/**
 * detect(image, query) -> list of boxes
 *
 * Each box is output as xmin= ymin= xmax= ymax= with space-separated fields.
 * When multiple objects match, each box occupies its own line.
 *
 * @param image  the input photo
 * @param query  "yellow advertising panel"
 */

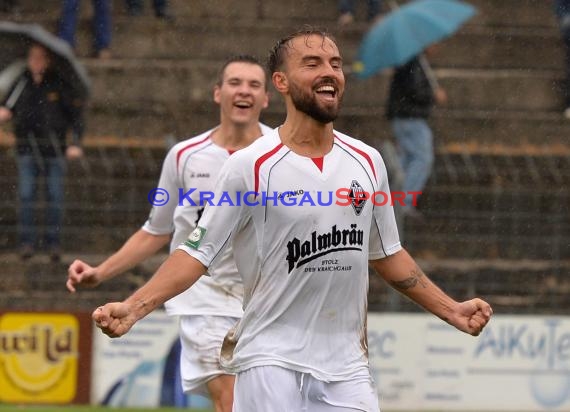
xmin=0 ymin=313 xmax=79 ymax=403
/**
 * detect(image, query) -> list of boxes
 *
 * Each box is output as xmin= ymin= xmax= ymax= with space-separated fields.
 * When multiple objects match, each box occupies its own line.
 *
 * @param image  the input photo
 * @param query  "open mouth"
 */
xmin=315 ymin=84 xmax=337 ymax=99
xmin=234 ymin=101 xmax=253 ymax=109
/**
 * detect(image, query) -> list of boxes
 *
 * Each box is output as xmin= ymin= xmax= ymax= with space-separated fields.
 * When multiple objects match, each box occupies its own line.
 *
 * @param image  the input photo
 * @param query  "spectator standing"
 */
xmin=386 ymin=44 xmax=447 ymax=219
xmin=0 ymin=44 xmax=85 ymax=261
xmin=58 ymin=0 xmax=112 ymax=59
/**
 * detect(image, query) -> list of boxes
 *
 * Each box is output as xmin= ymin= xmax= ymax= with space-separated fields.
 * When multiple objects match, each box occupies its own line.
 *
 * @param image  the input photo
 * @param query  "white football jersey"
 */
xmin=143 ymin=124 xmax=274 ymax=317
xmin=178 ymin=128 xmax=402 ymax=381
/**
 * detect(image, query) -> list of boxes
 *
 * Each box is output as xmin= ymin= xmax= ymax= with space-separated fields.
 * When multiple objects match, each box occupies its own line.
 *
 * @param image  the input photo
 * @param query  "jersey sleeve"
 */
xmin=176 ymin=155 xmax=249 ymax=268
xmin=368 ymin=150 xmax=402 ymax=260
xmin=142 ymin=146 xmax=179 ymax=236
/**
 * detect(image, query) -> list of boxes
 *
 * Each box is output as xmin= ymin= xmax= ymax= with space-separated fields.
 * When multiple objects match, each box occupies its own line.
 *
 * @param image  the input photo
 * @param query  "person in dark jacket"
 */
xmin=0 ymin=43 xmax=85 ymax=261
xmin=386 ymin=44 xmax=447 ymax=219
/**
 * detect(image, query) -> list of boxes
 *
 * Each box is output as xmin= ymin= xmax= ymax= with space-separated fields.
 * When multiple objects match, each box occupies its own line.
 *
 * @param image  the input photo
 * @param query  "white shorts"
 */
xmin=179 ymin=315 xmax=240 ymax=396
xmin=233 ymin=365 xmax=380 ymax=412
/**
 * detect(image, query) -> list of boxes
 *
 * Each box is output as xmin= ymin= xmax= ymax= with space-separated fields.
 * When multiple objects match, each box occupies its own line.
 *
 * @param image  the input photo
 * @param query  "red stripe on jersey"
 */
xmin=335 ymin=135 xmax=376 ymax=179
xmin=312 ymin=157 xmax=324 ymax=171
xmin=254 ymin=143 xmax=284 ymax=194
xmin=176 ymin=134 xmax=212 ymax=168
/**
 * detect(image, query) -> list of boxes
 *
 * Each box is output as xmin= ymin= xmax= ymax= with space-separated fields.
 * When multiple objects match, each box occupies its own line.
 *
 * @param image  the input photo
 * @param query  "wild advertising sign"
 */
xmin=0 ymin=312 xmax=92 ymax=404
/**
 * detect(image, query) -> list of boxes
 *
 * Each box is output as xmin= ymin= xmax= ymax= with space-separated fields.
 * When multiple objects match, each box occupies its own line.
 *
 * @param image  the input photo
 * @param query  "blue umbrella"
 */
xmin=353 ymin=0 xmax=477 ymax=79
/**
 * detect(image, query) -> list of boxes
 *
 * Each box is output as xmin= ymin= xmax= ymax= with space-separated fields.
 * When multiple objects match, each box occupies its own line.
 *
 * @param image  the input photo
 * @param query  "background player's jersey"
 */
xmin=143 ymin=124 xmax=273 ymax=317
xmin=178 ymin=128 xmax=402 ymax=381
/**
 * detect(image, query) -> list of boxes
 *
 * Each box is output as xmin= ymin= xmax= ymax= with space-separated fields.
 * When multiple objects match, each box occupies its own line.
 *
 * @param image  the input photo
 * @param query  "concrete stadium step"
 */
xmin=370 ymin=258 xmax=570 ymax=314
xmin=0 ymin=252 xmax=165 ymax=310
xmin=4 ymin=104 xmax=570 ymax=156
xmin=96 ymin=23 xmax=564 ymax=70
xmin=2 ymin=202 xmax=565 ymax=261
xmin=346 ymin=67 xmax=565 ymax=112
xmin=83 ymin=103 xmax=570 ymax=149
xmin=336 ymin=108 xmax=570 ymax=150
xmin=3 ymin=138 xmax=568 ymax=197
xmin=1 ymin=252 xmax=567 ymax=314
xmin=3 ymin=0 xmax=557 ymax=28
xmin=79 ymin=78 xmax=570 ymax=148
xmin=2 ymin=138 xmax=568 ymax=183
xmin=82 ymin=59 xmax=566 ymax=112
xmin=1 ymin=147 xmax=567 ymax=259
xmin=0 ymin=211 xmax=151 ymax=253
xmin=429 ymin=152 xmax=570 ymax=186
xmin=172 ymin=0 xmax=558 ymax=28
xmin=405 ymin=220 xmax=568 ymax=261
xmin=6 ymin=14 xmax=563 ymax=70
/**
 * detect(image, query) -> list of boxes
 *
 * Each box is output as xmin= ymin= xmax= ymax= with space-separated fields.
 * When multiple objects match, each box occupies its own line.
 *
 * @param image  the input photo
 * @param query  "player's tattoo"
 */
xmin=390 ymin=266 xmax=428 ymax=291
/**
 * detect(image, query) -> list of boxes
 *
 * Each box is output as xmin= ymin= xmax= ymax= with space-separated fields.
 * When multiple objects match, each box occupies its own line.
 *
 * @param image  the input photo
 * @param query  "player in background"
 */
xmin=67 ymin=55 xmax=270 ymax=412
xmin=92 ymin=29 xmax=492 ymax=411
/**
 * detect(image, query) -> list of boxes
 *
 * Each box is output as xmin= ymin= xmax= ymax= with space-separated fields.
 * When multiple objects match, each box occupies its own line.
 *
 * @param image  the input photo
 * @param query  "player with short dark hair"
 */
xmin=68 ymin=55 xmax=270 ymax=412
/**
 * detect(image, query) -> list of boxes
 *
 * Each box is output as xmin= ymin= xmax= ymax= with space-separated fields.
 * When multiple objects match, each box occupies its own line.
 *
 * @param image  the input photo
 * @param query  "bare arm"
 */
xmin=67 ymin=229 xmax=170 ymax=292
xmin=92 ymin=249 xmax=206 ymax=337
xmin=370 ymin=248 xmax=492 ymax=335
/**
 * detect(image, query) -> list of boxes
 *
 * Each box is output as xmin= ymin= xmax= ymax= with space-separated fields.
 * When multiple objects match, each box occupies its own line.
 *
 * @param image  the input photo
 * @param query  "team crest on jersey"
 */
xmin=348 ymin=180 xmax=367 ymax=216
xmin=184 ymin=226 xmax=207 ymax=249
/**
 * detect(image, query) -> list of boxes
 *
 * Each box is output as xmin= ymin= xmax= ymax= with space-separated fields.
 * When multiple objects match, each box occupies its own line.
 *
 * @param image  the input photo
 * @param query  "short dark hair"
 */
xmin=267 ymin=27 xmax=336 ymax=74
xmin=216 ymin=55 xmax=268 ymax=90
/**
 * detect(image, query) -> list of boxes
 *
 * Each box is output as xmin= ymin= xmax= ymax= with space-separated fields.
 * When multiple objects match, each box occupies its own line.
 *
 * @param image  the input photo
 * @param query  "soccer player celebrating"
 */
xmin=67 ymin=55 xmax=270 ymax=412
xmin=93 ymin=29 xmax=492 ymax=411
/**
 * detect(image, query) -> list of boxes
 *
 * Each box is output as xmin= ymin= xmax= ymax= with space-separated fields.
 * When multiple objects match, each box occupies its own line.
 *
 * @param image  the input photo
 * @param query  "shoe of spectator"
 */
xmin=564 ymin=107 xmax=570 ymax=119
xmin=49 ymin=247 xmax=62 ymax=263
xmin=155 ymin=11 xmax=175 ymax=23
xmin=20 ymin=244 xmax=34 ymax=261
xmin=126 ymin=8 xmax=142 ymax=16
xmin=338 ymin=12 xmax=354 ymax=26
xmin=96 ymin=49 xmax=112 ymax=60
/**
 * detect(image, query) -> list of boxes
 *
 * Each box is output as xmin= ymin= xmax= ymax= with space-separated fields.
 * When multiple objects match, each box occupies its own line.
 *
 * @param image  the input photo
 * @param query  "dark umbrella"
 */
xmin=0 ymin=21 xmax=91 ymax=101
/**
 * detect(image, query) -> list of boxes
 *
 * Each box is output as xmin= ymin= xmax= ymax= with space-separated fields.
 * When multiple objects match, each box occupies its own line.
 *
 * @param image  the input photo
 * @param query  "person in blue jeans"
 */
xmin=386 ymin=44 xmax=447 ymax=220
xmin=554 ymin=0 xmax=570 ymax=117
xmin=338 ymin=0 xmax=382 ymax=26
xmin=0 ymin=44 xmax=85 ymax=261
xmin=58 ymin=0 xmax=112 ymax=58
